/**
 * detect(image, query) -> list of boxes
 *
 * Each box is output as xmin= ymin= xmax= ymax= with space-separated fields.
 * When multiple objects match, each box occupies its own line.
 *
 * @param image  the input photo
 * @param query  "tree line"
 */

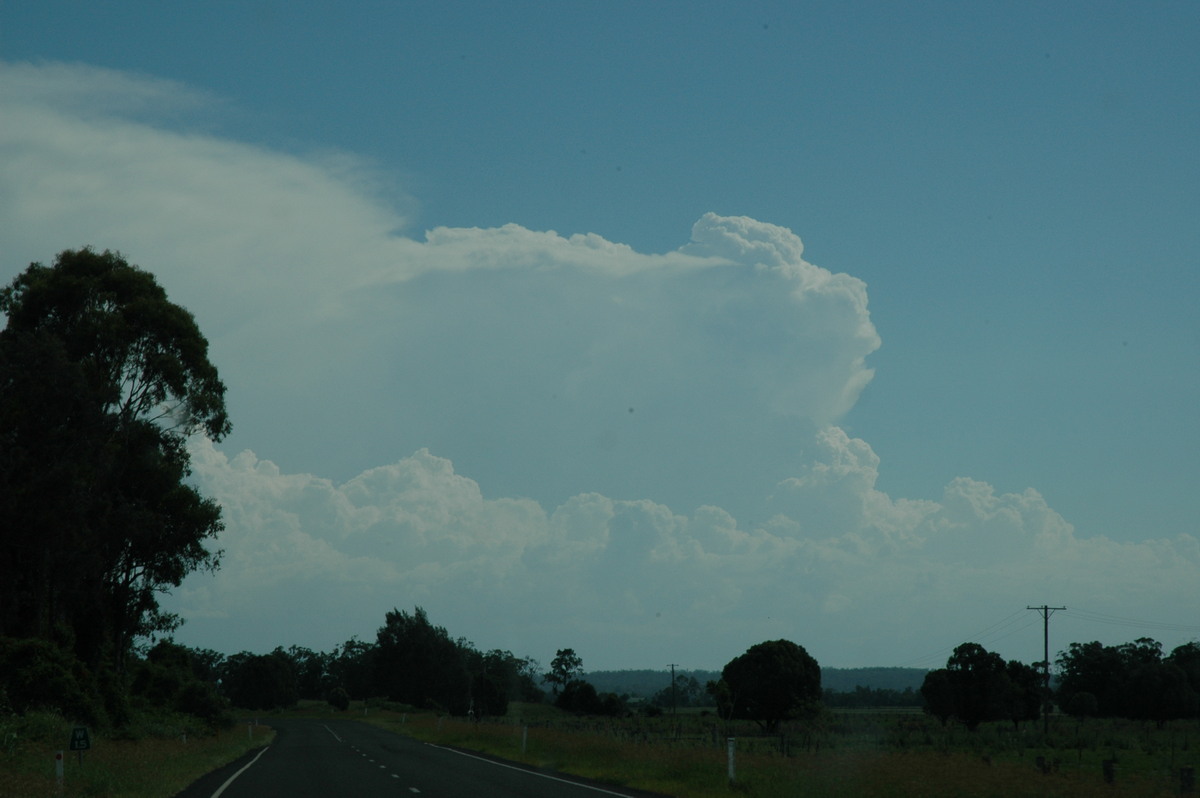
xmin=919 ymin=638 xmax=1200 ymax=731
xmin=129 ymin=606 xmax=544 ymax=718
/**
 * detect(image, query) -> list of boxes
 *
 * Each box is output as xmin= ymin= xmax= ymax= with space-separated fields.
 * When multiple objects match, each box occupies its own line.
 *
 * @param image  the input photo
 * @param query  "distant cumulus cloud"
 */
xmin=178 ymin=434 xmax=1200 ymax=669
xmin=4 ymin=60 xmax=1197 ymax=670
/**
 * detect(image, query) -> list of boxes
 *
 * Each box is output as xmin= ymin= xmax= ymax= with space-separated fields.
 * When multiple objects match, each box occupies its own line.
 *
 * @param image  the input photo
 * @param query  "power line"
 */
xmin=1060 ymin=608 xmax=1200 ymax=635
xmin=898 ymin=608 xmax=1033 ymax=668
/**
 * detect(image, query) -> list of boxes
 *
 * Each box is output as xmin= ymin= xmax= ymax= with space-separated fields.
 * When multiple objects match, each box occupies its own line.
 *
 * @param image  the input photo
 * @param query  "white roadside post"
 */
xmin=727 ymin=737 xmax=736 ymax=784
xmin=55 ymin=750 xmax=64 ymax=792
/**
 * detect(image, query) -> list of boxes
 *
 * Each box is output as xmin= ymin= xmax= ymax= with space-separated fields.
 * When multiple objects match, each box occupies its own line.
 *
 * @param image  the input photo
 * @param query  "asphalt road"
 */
xmin=177 ymin=718 xmax=663 ymax=798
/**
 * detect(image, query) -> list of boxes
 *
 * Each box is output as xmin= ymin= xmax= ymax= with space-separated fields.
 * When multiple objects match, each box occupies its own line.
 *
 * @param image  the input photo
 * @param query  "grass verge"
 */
xmin=352 ymin=705 xmax=1197 ymax=798
xmin=0 ymin=711 xmax=273 ymax=798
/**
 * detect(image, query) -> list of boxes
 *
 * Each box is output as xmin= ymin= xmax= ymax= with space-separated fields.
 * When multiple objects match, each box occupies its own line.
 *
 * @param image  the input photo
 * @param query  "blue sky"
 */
xmin=2 ymin=2 xmax=1198 ymax=671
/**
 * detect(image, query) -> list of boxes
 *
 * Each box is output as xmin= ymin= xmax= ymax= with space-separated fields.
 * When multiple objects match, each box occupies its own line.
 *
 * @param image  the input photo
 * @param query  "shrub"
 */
xmin=0 ymin=637 xmax=106 ymax=726
xmin=328 ymin=687 xmax=351 ymax=711
xmin=175 ymin=681 xmax=231 ymax=728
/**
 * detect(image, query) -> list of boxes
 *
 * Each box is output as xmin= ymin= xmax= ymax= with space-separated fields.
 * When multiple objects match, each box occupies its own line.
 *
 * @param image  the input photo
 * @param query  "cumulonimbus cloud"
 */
xmin=4 ymin=60 xmax=1197 ymax=669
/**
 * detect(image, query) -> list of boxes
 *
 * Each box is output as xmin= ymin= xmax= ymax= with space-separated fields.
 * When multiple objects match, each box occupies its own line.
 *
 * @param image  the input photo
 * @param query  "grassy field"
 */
xmin=356 ymin=703 xmax=1200 ymax=798
xmin=5 ymin=700 xmax=1195 ymax=797
xmin=0 ymin=711 xmax=273 ymax=798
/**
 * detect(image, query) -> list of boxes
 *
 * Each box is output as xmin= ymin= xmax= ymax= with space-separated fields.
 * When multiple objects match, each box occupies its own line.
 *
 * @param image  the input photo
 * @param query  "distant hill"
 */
xmin=821 ymin=667 xmax=928 ymax=693
xmin=583 ymin=667 xmax=928 ymax=698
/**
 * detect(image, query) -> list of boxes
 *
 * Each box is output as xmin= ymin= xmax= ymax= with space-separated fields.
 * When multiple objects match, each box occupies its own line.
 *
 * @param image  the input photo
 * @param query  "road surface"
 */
xmin=177 ymin=718 xmax=664 ymax=798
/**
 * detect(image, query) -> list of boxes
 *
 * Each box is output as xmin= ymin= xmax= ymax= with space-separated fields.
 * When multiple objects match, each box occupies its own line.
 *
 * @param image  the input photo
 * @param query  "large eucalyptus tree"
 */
xmin=0 ymin=248 xmax=229 ymax=672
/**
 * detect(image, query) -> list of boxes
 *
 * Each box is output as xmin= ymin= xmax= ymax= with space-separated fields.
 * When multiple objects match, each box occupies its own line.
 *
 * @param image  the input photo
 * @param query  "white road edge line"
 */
xmin=323 ymin=724 xmax=342 ymax=743
xmin=426 ymin=744 xmax=635 ymax=797
xmin=210 ymin=745 xmax=271 ymax=798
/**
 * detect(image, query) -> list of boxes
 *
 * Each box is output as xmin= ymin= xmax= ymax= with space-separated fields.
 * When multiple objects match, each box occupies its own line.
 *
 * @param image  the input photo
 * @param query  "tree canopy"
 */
xmin=1057 ymin=638 xmax=1200 ymax=725
xmin=374 ymin=606 xmax=471 ymax=714
xmin=716 ymin=639 xmax=821 ymax=732
xmin=545 ymin=648 xmax=585 ymax=693
xmin=920 ymin=643 xmax=1042 ymax=731
xmin=0 ymin=248 xmax=229 ymax=686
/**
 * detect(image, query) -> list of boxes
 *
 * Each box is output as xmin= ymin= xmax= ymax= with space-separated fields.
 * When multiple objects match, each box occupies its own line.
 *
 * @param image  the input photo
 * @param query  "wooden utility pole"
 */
xmin=668 ymin=663 xmax=679 ymax=717
xmin=1027 ymin=605 xmax=1066 ymax=734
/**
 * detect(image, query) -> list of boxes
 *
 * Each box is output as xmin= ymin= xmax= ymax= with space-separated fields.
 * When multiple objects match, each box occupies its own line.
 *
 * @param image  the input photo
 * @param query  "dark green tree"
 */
xmin=374 ymin=607 xmax=470 ymax=713
xmin=1126 ymin=660 xmax=1197 ymax=726
xmin=129 ymin=640 xmax=229 ymax=727
xmin=545 ymin=648 xmax=584 ymax=694
xmin=720 ymin=639 xmax=821 ymax=732
xmin=470 ymin=672 xmax=508 ymax=718
xmin=1004 ymin=659 xmax=1043 ymax=729
xmin=920 ymin=643 xmax=1026 ymax=731
xmin=919 ymin=668 xmax=955 ymax=725
xmin=328 ymin=637 xmax=377 ymax=701
xmin=284 ymin=646 xmax=333 ymax=700
xmin=220 ymin=649 xmax=299 ymax=711
xmin=555 ymin=678 xmax=600 ymax=714
xmin=1056 ymin=640 xmax=1128 ymax=717
xmin=184 ymin=647 xmax=227 ymax=684
xmin=944 ymin=644 xmax=1010 ymax=731
xmin=1168 ymin=642 xmax=1200 ymax=699
xmin=1054 ymin=637 xmax=1195 ymax=721
xmin=0 ymin=248 xmax=229 ymax=675
xmin=461 ymin=647 xmax=543 ymax=714
xmin=706 ymin=678 xmax=734 ymax=721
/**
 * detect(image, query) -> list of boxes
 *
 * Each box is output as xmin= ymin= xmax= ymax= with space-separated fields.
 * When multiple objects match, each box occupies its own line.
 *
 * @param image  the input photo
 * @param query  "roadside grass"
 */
xmin=349 ymin=703 xmax=1199 ymax=798
xmin=0 ymin=711 xmax=273 ymax=798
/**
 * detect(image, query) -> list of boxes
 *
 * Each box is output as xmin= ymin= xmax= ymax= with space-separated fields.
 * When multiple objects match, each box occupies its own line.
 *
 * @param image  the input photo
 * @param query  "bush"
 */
xmin=1066 ymin=691 xmax=1098 ymax=720
xmin=0 ymin=637 xmax=106 ymax=726
xmin=472 ymin=674 xmax=508 ymax=718
xmin=554 ymin=679 xmax=625 ymax=716
xmin=129 ymin=641 xmax=231 ymax=729
xmin=328 ymin=687 xmax=350 ymax=711
xmin=221 ymin=651 xmax=299 ymax=711
xmin=175 ymin=681 xmax=231 ymax=728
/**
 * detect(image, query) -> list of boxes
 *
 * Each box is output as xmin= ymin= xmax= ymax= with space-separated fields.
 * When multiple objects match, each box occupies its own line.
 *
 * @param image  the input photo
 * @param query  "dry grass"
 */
xmin=356 ymin=705 xmax=1199 ymax=798
xmin=0 ymin=712 xmax=273 ymax=798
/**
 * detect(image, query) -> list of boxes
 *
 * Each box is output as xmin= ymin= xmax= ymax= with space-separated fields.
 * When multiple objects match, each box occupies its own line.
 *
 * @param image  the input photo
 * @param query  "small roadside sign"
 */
xmin=69 ymin=727 xmax=90 ymax=751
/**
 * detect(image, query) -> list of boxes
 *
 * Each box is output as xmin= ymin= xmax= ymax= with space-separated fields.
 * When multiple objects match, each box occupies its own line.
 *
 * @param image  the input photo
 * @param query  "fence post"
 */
xmin=522 ymin=725 xmax=528 ymax=754
xmin=727 ymin=737 xmax=736 ymax=784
